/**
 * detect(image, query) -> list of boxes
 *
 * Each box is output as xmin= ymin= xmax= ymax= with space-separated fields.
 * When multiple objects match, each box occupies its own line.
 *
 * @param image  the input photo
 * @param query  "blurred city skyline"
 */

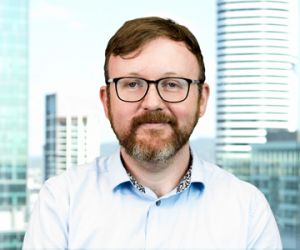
xmin=1 ymin=1 xmax=300 ymax=249
xmin=29 ymin=0 xmax=300 ymax=158
xmin=29 ymin=0 xmax=217 ymax=157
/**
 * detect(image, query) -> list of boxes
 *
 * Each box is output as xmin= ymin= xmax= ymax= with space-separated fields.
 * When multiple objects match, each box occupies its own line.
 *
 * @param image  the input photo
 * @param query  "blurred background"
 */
xmin=0 ymin=0 xmax=299 ymax=249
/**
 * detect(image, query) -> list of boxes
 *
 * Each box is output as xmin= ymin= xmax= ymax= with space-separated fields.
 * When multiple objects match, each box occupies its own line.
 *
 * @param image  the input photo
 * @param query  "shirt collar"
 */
xmin=105 ymin=146 xmax=208 ymax=192
xmin=190 ymin=147 xmax=212 ymax=190
xmin=105 ymin=149 xmax=131 ymax=191
xmin=127 ymin=155 xmax=193 ymax=194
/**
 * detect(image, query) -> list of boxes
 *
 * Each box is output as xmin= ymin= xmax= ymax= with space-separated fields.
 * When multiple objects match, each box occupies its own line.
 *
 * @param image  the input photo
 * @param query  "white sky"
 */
xmin=29 ymin=0 xmax=217 ymax=157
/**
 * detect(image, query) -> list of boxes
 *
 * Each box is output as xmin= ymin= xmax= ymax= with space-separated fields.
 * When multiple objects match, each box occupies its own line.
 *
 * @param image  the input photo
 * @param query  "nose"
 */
xmin=141 ymin=84 xmax=164 ymax=111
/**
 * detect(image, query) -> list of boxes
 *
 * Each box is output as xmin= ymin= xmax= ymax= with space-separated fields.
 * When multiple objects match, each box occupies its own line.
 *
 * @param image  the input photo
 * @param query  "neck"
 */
xmin=121 ymin=143 xmax=191 ymax=197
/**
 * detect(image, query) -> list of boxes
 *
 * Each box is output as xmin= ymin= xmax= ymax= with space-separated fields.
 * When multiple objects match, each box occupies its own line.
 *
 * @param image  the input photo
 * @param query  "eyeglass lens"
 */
xmin=116 ymin=78 xmax=189 ymax=102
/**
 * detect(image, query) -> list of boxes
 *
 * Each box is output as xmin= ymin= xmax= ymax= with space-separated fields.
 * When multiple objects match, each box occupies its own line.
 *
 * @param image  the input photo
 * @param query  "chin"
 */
xmin=131 ymin=144 xmax=177 ymax=163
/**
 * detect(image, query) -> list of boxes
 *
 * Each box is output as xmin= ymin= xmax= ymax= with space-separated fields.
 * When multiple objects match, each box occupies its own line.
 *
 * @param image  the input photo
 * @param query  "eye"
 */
xmin=119 ymin=78 xmax=145 ymax=90
xmin=160 ymin=79 xmax=183 ymax=90
xmin=166 ymin=81 xmax=179 ymax=88
xmin=127 ymin=81 xmax=138 ymax=88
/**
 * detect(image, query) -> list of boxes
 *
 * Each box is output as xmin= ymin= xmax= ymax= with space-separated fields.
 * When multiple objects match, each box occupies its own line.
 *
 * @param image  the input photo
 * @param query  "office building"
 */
xmin=216 ymin=0 xmax=299 ymax=178
xmin=0 ymin=0 xmax=29 ymax=249
xmin=0 ymin=0 xmax=29 ymax=248
xmin=26 ymin=157 xmax=43 ymax=216
xmin=251 ymin=130 xmax=300 ymax=249
xmin=44 ymin=94 xmax=101 ymax=180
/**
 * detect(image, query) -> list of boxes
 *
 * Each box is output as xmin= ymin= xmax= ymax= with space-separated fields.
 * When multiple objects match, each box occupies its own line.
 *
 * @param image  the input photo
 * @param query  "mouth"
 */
xmin=131 ymin=111 xmax=176 ymax=131
xmin=138 ymin=122 xmax=170 ymax=129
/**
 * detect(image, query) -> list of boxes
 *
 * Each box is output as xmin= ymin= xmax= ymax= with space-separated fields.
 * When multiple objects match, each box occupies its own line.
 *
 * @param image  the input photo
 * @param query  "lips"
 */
xmin=139 ymin=122 xmax=169 ymax=128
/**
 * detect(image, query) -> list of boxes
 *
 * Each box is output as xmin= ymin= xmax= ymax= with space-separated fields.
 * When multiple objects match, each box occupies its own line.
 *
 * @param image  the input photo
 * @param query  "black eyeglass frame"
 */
xmin=106 ymin=77 xmax=204 ymax=103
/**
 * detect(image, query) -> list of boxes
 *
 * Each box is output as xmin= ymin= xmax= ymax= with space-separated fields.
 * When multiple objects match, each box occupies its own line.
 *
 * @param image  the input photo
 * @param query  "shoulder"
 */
xmin=208 ymin=161 xmax=256 ymax=190
xmin=42 ymin=154 xmax=112 ymax=197
xmin=195 ymin=160 xmax=281 ymax=249
xmin=196 ymin=158 xmax=267 ymax=207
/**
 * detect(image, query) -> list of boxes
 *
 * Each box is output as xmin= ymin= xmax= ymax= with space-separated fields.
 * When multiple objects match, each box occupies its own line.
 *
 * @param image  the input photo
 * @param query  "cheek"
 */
xmin=109 ymin=101 xmax=136 ymax=130
xmin=172 ymin=103 xmax=200 ymax=127
xmin=174 ymin=99 xmax=199 ymax=117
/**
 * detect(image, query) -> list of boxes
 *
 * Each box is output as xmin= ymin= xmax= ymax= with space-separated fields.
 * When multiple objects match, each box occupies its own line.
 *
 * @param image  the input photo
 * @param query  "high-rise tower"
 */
xmin=216 ymin=0 xmax=299 ymax=178
xmin=0 ymin=0 xmax=29 ymax=249
xmin=44 ymin=94 xmax=101 ymax=180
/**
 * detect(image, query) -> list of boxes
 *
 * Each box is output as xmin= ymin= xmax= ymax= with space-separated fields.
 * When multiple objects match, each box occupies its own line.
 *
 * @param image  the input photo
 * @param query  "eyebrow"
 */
xmin=125 ymin=72 xmax=181 ymax=78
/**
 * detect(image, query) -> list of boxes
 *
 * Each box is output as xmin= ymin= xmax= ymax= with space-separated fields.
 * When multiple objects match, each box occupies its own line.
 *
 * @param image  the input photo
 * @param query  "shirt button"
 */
xmin=156 ymin=200 xmax=161 ymax=206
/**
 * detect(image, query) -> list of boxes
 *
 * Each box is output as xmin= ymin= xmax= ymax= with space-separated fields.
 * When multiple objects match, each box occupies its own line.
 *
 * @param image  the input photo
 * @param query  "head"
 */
xmin=100 ymin=16 xmax=209 ymax=164
xmin=104 ymin=16 xmax=205 ymax=84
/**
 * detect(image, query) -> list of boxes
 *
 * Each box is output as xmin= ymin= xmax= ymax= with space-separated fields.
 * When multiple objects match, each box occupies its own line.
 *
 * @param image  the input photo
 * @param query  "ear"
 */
xmin=198 ymin=83 xmax=210 ymax=118
xmin=100 ymin=85 xmax=110 ymax=119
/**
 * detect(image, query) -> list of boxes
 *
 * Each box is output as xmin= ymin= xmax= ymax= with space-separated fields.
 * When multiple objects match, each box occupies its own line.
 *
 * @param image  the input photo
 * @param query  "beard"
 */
xmin=107 ymin=99 xmax=199 ymax=164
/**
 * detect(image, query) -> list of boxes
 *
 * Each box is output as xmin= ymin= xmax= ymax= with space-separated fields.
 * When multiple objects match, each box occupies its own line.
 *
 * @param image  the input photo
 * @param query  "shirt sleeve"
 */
xmin=22 ymin=176 xmax=69 ymax=250
xmin=247 ymin=188 xmax=283 ymax=250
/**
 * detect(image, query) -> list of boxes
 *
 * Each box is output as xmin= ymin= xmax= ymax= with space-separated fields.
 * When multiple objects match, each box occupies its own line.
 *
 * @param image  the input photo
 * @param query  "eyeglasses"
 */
xmin=106 ymin=77 xmax=204 ymax=103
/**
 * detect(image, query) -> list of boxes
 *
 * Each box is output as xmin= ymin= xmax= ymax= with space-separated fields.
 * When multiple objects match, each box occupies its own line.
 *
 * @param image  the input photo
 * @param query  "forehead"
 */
xmin=108 ymin=37 xmax=200 ymax=79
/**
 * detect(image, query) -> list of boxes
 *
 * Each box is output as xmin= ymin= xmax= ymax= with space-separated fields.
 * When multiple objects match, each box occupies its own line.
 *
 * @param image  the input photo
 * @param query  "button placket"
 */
xmin=145 ymin=200 xmax=164 ymax=249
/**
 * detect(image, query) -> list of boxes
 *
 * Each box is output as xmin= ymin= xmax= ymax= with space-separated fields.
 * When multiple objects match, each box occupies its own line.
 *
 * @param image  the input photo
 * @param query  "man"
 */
xmin=23 ymin=16 xmax=282 ymax=249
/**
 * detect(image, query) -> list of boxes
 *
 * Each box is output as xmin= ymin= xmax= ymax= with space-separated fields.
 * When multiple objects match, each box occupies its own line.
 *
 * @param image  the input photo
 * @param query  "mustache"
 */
xmin=131 ymin=111 xmax=177 ymax=129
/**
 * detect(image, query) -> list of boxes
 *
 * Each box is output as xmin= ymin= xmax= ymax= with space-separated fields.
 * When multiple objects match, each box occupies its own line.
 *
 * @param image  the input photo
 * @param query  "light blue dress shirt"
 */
xmin=23 ymin=148 xmax=282 ymax=249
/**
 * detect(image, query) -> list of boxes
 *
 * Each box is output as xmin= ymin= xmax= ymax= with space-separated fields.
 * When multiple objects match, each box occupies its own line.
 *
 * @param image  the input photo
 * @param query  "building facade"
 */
xmin=216 ymin=0 xmax=299 ymax=178
xmin=251 ymin=130 xmax=300 ymax=249
xmin=0 ymin=0 xmax=29 ymax=249
xmin=44 ymin=94 xmax=101 ymax=180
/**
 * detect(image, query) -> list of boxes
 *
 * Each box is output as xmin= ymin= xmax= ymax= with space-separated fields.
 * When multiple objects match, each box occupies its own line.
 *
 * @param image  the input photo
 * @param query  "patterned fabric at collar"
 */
xmin=126 ymin=153 xmax=193 ymax=194
xmin=176 ymin=166 xmax=192 ymax=193
xmin=127 ymin=171 xmax=146 ymax=193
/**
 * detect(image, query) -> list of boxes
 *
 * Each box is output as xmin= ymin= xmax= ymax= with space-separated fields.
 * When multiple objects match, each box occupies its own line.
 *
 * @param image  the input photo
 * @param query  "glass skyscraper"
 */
xmin=0 ymin=0 xmax=29 ymax=249
xmin=251 ymin=130 xmax=300 ymax=249
xmin=216 ymin=0 xmax=299 ymax=178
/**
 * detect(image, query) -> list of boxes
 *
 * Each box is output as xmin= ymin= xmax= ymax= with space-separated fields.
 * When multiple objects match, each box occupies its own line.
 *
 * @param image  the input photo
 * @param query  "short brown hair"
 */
xmin=104 ymin=16 xmax=205 ymax=83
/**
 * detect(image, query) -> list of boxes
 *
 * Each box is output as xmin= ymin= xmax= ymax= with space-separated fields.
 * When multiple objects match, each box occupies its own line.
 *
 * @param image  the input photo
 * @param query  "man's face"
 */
xmin=100 ymin=37 xmax=209 ymax=163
